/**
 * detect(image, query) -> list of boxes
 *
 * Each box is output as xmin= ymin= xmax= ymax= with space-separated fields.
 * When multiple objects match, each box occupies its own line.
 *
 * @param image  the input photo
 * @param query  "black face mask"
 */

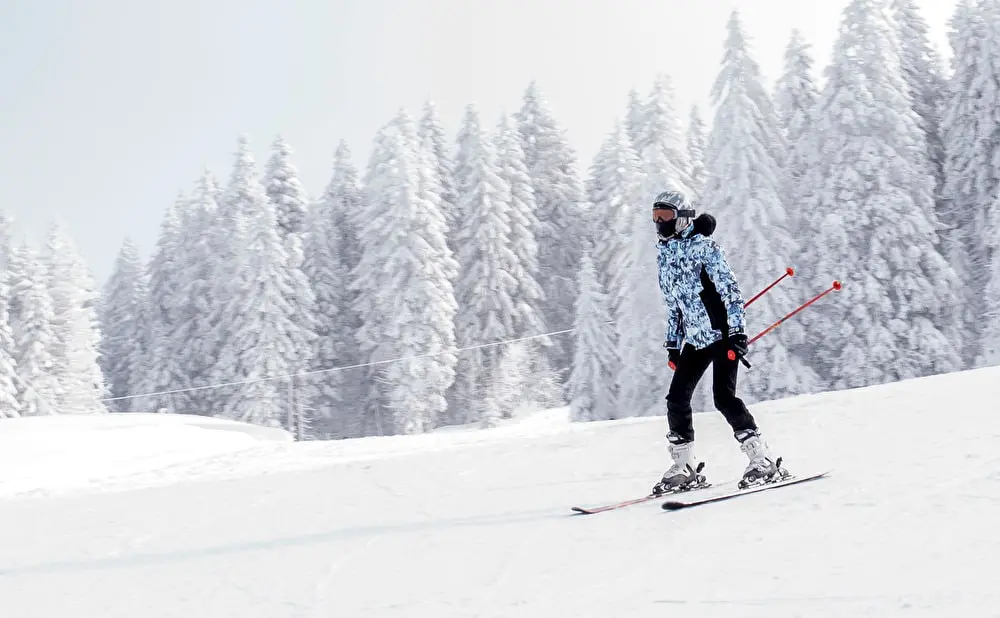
xmin=656 ymin=219 xmax=678 ymax=239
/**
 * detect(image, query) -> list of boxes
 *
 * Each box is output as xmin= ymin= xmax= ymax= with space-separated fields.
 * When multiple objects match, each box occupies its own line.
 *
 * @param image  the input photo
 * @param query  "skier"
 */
xmin=649 ymin=189 xmax=786 ymax=494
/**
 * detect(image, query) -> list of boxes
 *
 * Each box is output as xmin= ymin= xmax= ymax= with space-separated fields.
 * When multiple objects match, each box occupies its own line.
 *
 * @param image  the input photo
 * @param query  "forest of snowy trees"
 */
xmin=3 ymin=0 xmax=999 ymax=439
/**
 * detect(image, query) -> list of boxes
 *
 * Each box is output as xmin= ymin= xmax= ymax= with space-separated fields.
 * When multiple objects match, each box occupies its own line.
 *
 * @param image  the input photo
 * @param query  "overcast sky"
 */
xmin=0 ymin=0 xmax=957 ymax=284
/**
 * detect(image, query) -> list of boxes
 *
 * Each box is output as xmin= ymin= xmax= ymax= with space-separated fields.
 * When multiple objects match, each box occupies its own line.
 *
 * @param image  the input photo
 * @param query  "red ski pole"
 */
xmin=745 ymin=267 xmax=795 ymax=308
xmin=728 ymin=280 xmax=843 ymax=365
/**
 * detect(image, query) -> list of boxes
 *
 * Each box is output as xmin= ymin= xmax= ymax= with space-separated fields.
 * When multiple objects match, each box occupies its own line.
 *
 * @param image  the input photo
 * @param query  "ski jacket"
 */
xmin=657 ymin=224 xmax=746 ymax=351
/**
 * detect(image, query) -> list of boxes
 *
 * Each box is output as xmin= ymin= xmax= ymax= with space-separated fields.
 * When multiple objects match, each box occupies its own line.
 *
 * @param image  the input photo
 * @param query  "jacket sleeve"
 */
xmin=664 ymin=304 xmax=684 ymax=349
xmin=703 ymin=239 xmax=747 ymax=336
xmin=658 ymin=249 xmax=685 ymax=349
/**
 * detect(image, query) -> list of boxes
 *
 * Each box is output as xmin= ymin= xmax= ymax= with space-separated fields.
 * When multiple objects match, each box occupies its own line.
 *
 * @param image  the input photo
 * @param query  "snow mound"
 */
xmin=0 ymin=413 xmax=291 ymax=498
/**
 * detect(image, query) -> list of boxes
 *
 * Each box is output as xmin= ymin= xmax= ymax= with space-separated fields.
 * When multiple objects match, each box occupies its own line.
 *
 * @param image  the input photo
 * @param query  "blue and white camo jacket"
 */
xmin=657 ymin=225 xmax=747 ymax=350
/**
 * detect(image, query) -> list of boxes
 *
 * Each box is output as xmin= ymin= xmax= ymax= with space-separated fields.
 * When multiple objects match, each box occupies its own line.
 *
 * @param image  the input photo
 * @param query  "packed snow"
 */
xmin=2 ymin=366 xmax=1000 ymax=616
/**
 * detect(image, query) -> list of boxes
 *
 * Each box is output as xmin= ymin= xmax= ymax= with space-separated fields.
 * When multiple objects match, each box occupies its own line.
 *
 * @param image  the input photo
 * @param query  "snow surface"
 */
xmin=2 ymin=368 xmax=1000 ymax=616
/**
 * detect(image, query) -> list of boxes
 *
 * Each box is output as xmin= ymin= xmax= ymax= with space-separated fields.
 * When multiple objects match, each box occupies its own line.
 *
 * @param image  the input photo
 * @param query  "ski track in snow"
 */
xmin=2 ymin=367 xmax=1000 ymax=616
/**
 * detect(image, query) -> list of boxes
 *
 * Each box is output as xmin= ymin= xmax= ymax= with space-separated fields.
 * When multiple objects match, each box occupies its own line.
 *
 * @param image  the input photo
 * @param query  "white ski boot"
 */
xmin=652 ymin=437 xmax=708 ymax=496
xmin=735 ymin=429 xmax=789 ymax=489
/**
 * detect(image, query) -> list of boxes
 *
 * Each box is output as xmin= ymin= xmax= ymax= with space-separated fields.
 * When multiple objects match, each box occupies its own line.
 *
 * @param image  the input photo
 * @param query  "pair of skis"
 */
xmin=570 ymin=469 xmax=829 ymax=515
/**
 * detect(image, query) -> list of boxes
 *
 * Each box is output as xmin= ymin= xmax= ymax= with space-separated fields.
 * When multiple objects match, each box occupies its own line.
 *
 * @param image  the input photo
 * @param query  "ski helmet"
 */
xmin=652 ymin=190 xmax=695 ymax=240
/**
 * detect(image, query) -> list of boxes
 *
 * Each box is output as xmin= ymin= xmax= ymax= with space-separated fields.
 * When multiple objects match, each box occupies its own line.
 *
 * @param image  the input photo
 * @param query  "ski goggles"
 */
xmin=652 ymin=204 xmax=695 ymax=223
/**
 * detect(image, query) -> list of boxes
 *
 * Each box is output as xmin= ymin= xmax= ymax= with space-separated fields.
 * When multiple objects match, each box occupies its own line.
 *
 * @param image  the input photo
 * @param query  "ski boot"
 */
xmin=652 ymin=435 xmax=708 ymax=496
xmin=735 ymin=429 xmax=790 ymax=489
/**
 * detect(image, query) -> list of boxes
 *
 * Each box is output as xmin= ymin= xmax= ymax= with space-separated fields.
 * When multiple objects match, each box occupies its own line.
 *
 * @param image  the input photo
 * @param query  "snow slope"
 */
xmin=0 ymin=413 xmax=292 ymax=498
xmin=2 ymin=367 xmax=1000 ymax=617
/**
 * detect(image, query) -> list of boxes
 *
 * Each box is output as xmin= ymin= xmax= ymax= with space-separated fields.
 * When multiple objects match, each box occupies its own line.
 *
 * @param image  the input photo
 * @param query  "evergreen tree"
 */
xmin=352 ymin=110 xmax=459 ymax=435
xmin=568 ymin=251 xmax=618 ymax=422
xmin=0 ymin=211 xmax=13 ymax=275
xmin=304 ymin=142 xmax=362 ymax=438
xmin=941 ymin=0 xmax=1000 ymax=364
xmin=43 ymin=220 xmax=106 ymax=414
xmin=686 ymin=106 xmax=708 ymax=198
xmin=973 ymin=0 xmax=1000 ymax=365
xmin=891 ymin=0 xmax=947 ymax=205
xmin=140 ymin=195 xmax=193 ymax=413
xmin=204 ymin=136 xmax=257 ymax=414
xmin=263 ymin=136 xmax=319 ymax=436
xmin=588 ymin=121 xmax=643 ymax=321
xmin=516 ymin=81 xmax=586 ymax=375
xmin=264 ymin=135 xmax=310 ymax=241
xmin=625 ymin=88 xmax=645 ymax=154
xmin=451 ymin=104 xmax=518 ymax=424
xmin=774 ymin=29 xmax=820 ymax=237
xmin=8 ymin=243 xmax=58 ymax=416
xmin=701 ymin=10 xmax=817 ymax=401
xmin=178 ymin=170 xmax=222 ymax=410
xmin=419 ymin=101 xmax=458 ymax=238
xmin=494 ymin=113 xmax=545 ymax=339
xmin=98 ymin=239 xmax=148 ymax=412
xmin=212 ymin=136 xmax=316 ymax=429
xmin=0 ymin=269 xmax=20 ymax=418
xmin=615 ymin=177 xmax=668 ymax=417
xmin=637 ymin=74 xmax=692 ymax=197
xmin=799 ymin=0 xmax=963 ymax=388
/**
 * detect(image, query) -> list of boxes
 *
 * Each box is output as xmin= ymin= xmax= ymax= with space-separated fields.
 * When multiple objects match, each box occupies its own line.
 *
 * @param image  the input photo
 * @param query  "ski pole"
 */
xmin=745 ymin=267 xmax=795 ymax=308
xmin=728 ymin=280 xmax=843 ymax=366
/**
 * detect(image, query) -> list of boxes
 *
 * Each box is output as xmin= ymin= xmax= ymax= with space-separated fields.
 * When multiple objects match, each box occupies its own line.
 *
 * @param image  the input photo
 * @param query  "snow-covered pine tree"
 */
xmin=98 ymin=239 xmax=148 ymax=412
xmin=941 ymin=0 xmax=1000 ymax=365
xmin=203 ymin=136 xmax=259 ymax=415
xmin=304 ymin=143 xmax=362 ymax=438
xmin=774 ymin=29 xmax=820 ymax=239
xmin=686 ymin=106 xmax=708 ymax=199
xmin=615 ymin=169 xmax=669 ymax=417
xmin=636 ymin=74 xmax=692 ymax=198
xmin=973 ymin=0 xmax=1000 ymax=365
xmin=139 ymin=195 xmax=193 ymax=413
xmin=262 ymin=136 xmax=319 ymax=437
xmin=351 ymin=110 xmax=459 ymax=435
xmin=211 ymin=135 xmax=316 ymax=430
xmin=588 ymin=122 xmax=643 ymax=321
xmin=452 ymin=104 xmax=481 ymax=244
xmin=419 ymin=101 xmax=459 ymax=241
xmin=891 ymin=0 xmax=947 ymax=208
xmin=0 ymin=211 xmax=13 ymax=275
xmin=568 ymin=250 xmax=618 ymax=422
xmin=43 ymin=220 xmax=106 ymax=414
xmin=328 ymin=141 xmax=364 ymax=281
xmin=625 ymin=88 xmax=645 ymax=155
xmin=494 ymin=113 xmax=545 ymax=340
xmin=264 ymin=135 xmax=310 ymax=242
xmin=516 ymin=81 xmax=586 ymax=376
xmin=493 ymin=113 xmax=559 ymax=411
xmin=799 ymin=0 xmax=964 ymax=387
xmin=699 ymin=10 xmax=817 ymax=401
xmin=7 ymin=242 xmax=59 ymax=416
xmin=174 ymin=170 xmax=221 ymax=412
xmin=450 ymin=104 xmax=518 ymax=425
xmin=0 ymin=267 xmax=20 ymax=418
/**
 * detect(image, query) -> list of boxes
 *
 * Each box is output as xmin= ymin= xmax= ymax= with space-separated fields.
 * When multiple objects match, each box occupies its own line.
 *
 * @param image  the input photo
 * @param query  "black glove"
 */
xmin=729 ymin=333 xmax=749 ymax=359
xmin=667 ymin=348 xmax=681 ymax=371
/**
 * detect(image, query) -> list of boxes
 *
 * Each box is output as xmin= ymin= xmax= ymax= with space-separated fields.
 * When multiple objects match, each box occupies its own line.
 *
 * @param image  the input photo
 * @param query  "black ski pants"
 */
xmin=666 ymin=340 xmax=757 ymax=443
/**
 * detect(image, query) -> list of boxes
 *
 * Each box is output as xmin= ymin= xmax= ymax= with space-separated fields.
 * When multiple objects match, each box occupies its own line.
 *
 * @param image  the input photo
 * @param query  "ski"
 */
xmin=660 ymin=469 xmax=830 ymax=511
xmin=571 ymin=480 xmax=719 ymax=515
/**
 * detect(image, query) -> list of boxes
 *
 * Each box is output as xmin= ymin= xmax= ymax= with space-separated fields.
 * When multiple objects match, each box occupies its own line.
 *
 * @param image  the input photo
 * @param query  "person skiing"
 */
xmin=649 ymin=189 xmax=787 ymax=495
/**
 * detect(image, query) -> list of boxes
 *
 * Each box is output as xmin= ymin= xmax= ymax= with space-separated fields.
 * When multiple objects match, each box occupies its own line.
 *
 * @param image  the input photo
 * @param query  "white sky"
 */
xmin=0 ymin=0 xmax=958 ymax=283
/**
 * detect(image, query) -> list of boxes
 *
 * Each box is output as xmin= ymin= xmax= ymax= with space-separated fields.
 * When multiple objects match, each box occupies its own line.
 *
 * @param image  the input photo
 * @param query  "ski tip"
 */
xmin=571 ymin=506 xmax=594 ymax=515
xmin=661 ymin=500 xmax=686 ymax=511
